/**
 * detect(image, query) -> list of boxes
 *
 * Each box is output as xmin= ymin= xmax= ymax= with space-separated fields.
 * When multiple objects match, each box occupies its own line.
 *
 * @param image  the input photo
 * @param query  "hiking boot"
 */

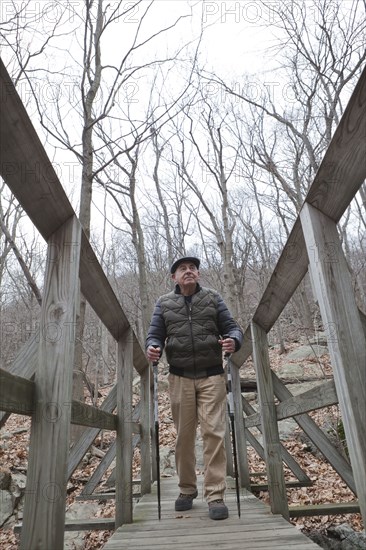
xmin=208 ymin=499 xmax=229 ymax=520
xmin=175 ymin=490 xmax=198 ymax=511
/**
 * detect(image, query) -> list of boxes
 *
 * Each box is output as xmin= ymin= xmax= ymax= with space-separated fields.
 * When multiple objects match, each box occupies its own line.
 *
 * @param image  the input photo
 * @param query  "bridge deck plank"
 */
xmin=103 ymin=477 xmax=320 ymax=549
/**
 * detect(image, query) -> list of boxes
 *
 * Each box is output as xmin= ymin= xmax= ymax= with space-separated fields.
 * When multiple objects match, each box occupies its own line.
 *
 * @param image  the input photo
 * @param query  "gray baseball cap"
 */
xmin=170 ymin=256 xmax=200 ymax=274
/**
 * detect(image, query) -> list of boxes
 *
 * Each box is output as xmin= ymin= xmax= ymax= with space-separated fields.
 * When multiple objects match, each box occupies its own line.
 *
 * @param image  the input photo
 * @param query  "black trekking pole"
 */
xmin=225 ymin=351 xmax=241 ymax=518
xmin=153 ymin=357 xmax=161 ymax=520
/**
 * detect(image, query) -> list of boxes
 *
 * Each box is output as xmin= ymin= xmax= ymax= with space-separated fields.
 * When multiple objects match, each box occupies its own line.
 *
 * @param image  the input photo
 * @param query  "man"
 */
xmin=146 ymin=256 xmax=243 ymax=520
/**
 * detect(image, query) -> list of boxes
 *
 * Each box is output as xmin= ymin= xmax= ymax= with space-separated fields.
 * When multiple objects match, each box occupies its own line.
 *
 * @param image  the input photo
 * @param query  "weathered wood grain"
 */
xmin=81 ymin=440 xmax=117 ymax=496
xmin=0 ymin=330 xmax=39 ymax=427
xmin=245 ymin=379 xmax=338 ymax=428
xmin=81 ymin=429 xmax=140 ymax=496
xmin=242 ymin=396 xmax=311 ymax=483
xmin=3 ymin=328 xmax=39 ymax=378
xmin=71 ymin=400 xmax=117 ymax=430
xmin=15 ymin=518 xmax=115 ymax=534
xmin=360 ymin=308 xmax=366 ymax=336
xmin=67 ymin=384 xmax=117 ymax=478
xmin=0 ymin=368 xmax=34 ymax=415
xmin=300 ymin=202 xmax=366 ymax=524
xmin=0 ymin=60 xmax=74 ymax=238
xmin=304 ymin=67 xmax=366 ymax=220
xmin=20 ymin=215 xmax=81 ymax=550
xmin=0 ymin=369 xmax=118 ymax=430
xmin=103 ymin=477 xmax=320 ymax=549
xmin=240 ymin=374 xmax=334 ymax=392
xmin=116 ymin=328 xmax=134 ymax=526
xmin=272 ymin=372 xmax=356 ymax=494
xmin=251 ymin=322 xmax=289 ymax=520
xmin=252 ymin=481 xmax=312 ymax=492
xmin=276 ymin=379 xmax=338 ymax=420
xmin=289 ymin=501 xmax=360 ymax=518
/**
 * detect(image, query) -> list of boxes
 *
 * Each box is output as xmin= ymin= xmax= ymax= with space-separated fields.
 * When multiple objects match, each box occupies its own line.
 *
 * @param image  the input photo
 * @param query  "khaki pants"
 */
xmin=168 ymin=373 xmax=227 ymax=503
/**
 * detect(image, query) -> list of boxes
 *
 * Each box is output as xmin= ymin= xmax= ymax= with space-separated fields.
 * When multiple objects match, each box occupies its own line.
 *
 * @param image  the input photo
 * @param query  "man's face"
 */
xmin=172 ymin=261 xmax=200 ymax=288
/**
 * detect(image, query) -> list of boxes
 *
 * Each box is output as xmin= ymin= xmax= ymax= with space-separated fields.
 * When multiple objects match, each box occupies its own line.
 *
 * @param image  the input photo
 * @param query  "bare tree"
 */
xmin=148 ymin=121 xmax=202 ymax=266
xmin=198 ymin=0 xmax=366 ymax=334
xmin=0 ymin=183 xmax=48 ymax=367
xmin=3 ymin=0 xmax=202 ymax=396
xmin=0 ymin=217 xmax=42 ymax=307
xmin=0 ymin=0 xmax=74 ymax=84
xmin=147 ymin=93 xmax=244 ymax=319
xmin=207 ymin=0 xmax=365 ymax=212
xmin=0 ymin=185 xmax=22 ymax=299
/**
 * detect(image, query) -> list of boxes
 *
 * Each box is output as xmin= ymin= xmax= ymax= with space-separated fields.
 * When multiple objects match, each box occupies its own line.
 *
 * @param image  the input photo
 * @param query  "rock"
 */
xmin=285 ymin=345 xmax=328 ymax=362
xmin=0 ymin=440 xmax=9 ymax=451
xmin=277 ymin=418 xmax=298 ymax=440
xmin=329 ymin=524 xmax=366 ymax=549
xmin=64 ymin=501 xmax=100 ymax=550
xmin=195 ymin=437 xmax=204 ymax=471
xmin=277 ymin=363 xmax=327 ymax=382
xmin=243 ymin=391 xmax=257 ymax=402
xmin=10 ymin=473 xmax=27 ymax=510
xmin=277 ymin=363 xmax=305 ymax=379
xmin=307 ymin=530 xmax=341 ymax=548
xmin=0 ymin=489 xmax=14 ymax=527
xmin=306 ymin=524 xmax=366 ymax=549
xmin=11 ymin=473 xmax=27 ymax=492
xmin=159 ymin=446 xmax=175 ymax=477
xmin=0 ymin=471 xmax=29 ymax=528
xmin=0 ymin=469 xmax=11 ymax=490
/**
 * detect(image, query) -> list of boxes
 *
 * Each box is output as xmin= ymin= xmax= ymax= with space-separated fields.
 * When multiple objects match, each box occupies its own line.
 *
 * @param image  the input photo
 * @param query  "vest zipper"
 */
xmin=186 ymin=300 xmax=196 ymax=376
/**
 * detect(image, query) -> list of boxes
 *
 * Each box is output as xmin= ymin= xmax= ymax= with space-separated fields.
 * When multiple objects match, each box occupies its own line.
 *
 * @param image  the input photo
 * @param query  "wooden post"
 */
xmin=251 ymin=321 xmax=289 ymax=520
xmin=140 ymin=366 xmax=152 ymax=495
xmin=115 ymin=327 xmax=134 ymax=527
xmin=231 ymin=363 xmax=251 ymax=488
xmin=300 ymin=202 xmax=366 ymax=523
xmin=20 ymin=215 xmax=81 ymax=550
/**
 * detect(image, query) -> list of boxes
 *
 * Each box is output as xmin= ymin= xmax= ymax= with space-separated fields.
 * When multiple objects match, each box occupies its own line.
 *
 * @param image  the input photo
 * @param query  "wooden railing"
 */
xmin=0 ymin=58 xmax=152 ymax=548
xmin=0 ymin=57 xmax=365 ymax=549
xmin=229 ymin=64 xmax=366 ymax=523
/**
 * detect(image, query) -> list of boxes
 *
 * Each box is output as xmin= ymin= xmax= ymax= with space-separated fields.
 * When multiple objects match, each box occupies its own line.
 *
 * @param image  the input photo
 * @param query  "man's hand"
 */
xmin=146 ymin=345 xmax=161 ymax=363
xmin=219 ymin=337 xmax=235 ymax=355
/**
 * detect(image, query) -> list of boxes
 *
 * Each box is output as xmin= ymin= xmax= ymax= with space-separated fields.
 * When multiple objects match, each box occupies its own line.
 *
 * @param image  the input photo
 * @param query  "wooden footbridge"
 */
xmin=103 ymin=477 xmax=320 ymax=549
xmin=0 ymin=56 xmax=365 ymax=550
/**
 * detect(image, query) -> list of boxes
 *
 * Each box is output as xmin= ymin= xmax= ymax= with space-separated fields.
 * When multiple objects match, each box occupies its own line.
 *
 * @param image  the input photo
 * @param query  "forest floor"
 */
xmin=0 ymin=342 xmax=364 ymax=549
